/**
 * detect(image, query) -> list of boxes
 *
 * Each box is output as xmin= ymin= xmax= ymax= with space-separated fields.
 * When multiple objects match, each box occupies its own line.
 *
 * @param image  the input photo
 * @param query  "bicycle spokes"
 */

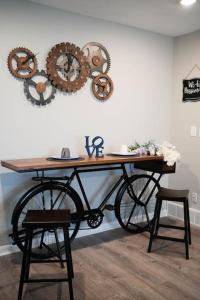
xmin=12 ymin=183 xmax=83 ymax=258
xmin=115 ymin=174 xmax=160 ymax=233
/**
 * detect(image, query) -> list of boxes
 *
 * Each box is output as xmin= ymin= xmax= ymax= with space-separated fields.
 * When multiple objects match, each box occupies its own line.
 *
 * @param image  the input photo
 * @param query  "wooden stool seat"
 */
xmin=156 ymin=187 xmax=189 ymax=201
xmin=23 ymin=209 xmax=71 ymax=228
xmin=17 ymin=209 xmax=74 ymax=300
xmin=148 ymin=187 xmax=191 ymax=259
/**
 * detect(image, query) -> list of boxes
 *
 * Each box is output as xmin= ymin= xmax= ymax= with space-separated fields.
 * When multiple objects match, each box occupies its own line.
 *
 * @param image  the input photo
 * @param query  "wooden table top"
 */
xmin=1 ymin=154 xmax=163 ymax=173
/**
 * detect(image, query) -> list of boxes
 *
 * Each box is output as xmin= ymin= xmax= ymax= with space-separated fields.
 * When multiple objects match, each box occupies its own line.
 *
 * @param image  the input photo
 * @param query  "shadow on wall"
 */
xmin=169 ymin=162 xmax=200 ymax=209
xmin=0 ymin=168 xmax=73 ymax=247
xmin=0 ymin=165 xmax=171 ymax=248
xmin=0 ymin=172 xmax=34 ymax=246
xmin=0 ymin=168 xmax=122 ymax=247
xmin=72 ymin=168 xmax=123 ymax=225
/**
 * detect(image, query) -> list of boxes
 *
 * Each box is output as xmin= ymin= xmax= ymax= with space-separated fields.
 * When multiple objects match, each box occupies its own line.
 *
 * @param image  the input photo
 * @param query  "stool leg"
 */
xmin=63 ymin=227 xmax=74 ymax=278
xmin=54 ymin=229 xmax=65 ymax=269
xmin=155 ymin=200 xmax=162 ymax=237
xmin=144 ymin=205 xmax=151 ymax=232
xmin=63 ymin=227 xmax=74 ymax=300
xmin=184 ymin=201 xmax=189 ymax=260
xmin=148 ymin=198 xmax=160 ymax=253
xmin=25 ymin=229 xmax=33 ymax=281
xmin=17 ymin=230 xmax=30 ymax=300
xmin=39 ymin=229 xmax=45 ymax=249
xmin=186 ymin=199 xmax=191 ymax=245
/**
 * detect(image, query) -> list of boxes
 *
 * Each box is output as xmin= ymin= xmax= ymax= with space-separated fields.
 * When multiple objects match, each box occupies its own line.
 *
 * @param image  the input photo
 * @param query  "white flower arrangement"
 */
xmin=156 ymin=141 xmax=181 ymax=166
xmin=129 ymin=140 xmax=181 ymax=166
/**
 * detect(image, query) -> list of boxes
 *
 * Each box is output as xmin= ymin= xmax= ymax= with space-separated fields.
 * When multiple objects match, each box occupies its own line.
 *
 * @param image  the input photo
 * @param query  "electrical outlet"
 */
xmin=191 ymin=192 xmax=198 ymax=203
xmin=190 ymin=126 xmax=197 ymax=137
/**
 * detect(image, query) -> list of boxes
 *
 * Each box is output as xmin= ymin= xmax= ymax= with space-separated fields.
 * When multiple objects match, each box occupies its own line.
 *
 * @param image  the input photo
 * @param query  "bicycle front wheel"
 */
xmin=115 ymin=174 xmax=160 ymax=233
xmin=12 ymin=182 xmax=84 ymax=258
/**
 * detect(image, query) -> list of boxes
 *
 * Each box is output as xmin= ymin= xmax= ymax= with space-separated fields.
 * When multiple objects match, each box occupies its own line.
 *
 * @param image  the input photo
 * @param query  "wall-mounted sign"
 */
xmin=183 ymin=78 xmax=200 ymax=102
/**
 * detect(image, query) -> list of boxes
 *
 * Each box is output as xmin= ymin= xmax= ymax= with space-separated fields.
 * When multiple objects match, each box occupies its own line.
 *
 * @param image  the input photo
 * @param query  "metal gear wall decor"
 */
xmin=24 ymin=70 xmax=56 ymax=106
xmin=7 ymin=41 xmax=113 ymax=105
xmin=82 ymin=42 xmax=111 ymax=79
xmin=92 ymin=74 xmax=113 ymax=101
xmin=7 ymin=47 xmax=38 ymax=79
xmin=46 ymin=42 xmax=89 ymax=93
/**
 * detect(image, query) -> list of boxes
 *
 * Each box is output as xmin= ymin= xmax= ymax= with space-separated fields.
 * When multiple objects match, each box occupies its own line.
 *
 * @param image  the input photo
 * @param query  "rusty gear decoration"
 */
xmin=24 ymin=70 xmax=56 ymax=106
xmin=92 ymin=74 xmax=113 ymax=101
xmin=7 ymin=47 xmax=38 ymax=79
xmin=46 ymin=42 xmax=89 ymax=93
xmin=82 ymin=42 xmax=111 ymax=78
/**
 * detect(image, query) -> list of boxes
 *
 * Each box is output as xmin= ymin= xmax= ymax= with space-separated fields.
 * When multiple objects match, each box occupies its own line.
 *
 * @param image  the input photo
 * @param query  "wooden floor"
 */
xmin=0 ymin=218 xmax=200 ymax=300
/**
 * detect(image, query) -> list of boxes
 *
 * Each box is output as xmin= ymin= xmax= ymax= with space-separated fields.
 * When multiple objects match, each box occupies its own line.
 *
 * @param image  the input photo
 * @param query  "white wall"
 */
xmin=0 ymin=0 xmax=173 ymax=247
xmin=169 ymin=30 xmax=200 ymax=226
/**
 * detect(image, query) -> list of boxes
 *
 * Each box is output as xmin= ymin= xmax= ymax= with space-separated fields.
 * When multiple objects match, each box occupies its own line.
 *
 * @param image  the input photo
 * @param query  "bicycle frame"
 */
xmin=33 ymin=162 xmax=162 ymax=221
xmin=7 ymin=157 xmax=174 ymax=257
xmin=67 ymin=164 xmax=129 ymax=212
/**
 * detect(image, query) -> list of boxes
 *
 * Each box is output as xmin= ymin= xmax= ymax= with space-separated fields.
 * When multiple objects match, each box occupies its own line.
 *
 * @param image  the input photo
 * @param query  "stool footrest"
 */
xmin=30 ymin=259 xmax=67 ymax=264
xmin=155 ymin=235 xmax=185 ymax=243
xmin=159 ymin=224 xmax=185 ymax=230
xmin=25 ymin=278 xmax=69 ymax=283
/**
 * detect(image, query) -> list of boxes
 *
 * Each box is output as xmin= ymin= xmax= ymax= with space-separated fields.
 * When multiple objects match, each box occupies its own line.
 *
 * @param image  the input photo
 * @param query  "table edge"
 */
xmin=1 ymin=155 xmax=163 ymax=173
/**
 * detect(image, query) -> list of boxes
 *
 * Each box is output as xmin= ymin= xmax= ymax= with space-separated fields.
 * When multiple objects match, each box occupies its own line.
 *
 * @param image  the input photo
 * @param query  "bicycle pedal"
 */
xmin=104 ymin=204 xmax=115 ymax=211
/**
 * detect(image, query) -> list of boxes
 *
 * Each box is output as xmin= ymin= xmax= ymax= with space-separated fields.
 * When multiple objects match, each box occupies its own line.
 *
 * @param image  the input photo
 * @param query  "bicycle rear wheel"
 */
xmin=115 ymin=174 xmax=160 ymax=233
xmin=12 ymin=182 xmax=83 ymax=258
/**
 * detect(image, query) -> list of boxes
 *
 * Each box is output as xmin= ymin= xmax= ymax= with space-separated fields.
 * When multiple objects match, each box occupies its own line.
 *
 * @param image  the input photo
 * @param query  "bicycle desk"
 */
xmin=1 ymin=155 xmax=175 ymax=258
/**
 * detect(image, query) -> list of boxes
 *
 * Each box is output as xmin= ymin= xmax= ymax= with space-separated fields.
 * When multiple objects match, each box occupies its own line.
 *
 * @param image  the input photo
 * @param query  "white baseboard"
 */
xmin=0 ymin=244 xmax=19 ymax=256
xmin=0 ymin=209 xmax=167 ymax=257
xmin=168 ymin=202 xmax=200 ymax=227
xmin=76 ymin=219 xmax=121 ymax=238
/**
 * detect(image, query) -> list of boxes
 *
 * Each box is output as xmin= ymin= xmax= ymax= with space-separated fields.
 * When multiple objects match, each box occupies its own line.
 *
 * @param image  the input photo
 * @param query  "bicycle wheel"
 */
xmin=12 ymin=181 xmax=84 ymax=258
xmin=115 ymin=174 xmax=160 ymax=233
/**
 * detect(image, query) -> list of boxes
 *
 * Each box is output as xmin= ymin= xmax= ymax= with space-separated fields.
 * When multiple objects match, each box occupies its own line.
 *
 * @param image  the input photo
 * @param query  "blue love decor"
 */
xmin=85 ymin=136 xmax=104 ymax=158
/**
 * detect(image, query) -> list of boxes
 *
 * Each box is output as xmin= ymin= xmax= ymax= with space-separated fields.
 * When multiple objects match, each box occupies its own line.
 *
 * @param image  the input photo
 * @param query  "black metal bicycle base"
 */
xmin=11 ymin=163 xmax=164 ymax=258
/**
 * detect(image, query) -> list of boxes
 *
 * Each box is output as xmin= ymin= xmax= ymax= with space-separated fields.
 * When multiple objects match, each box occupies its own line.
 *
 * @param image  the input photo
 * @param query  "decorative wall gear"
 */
xmin=7 ymin=47 xmax=38 ymax=79
xmin=82 ymin=42 xmax=111 ymax=78
xmin=92 ymin=74 xmax=113 ymax=101
xmin=24 ymin=70 xmax=56 ymax=106
xmin=46 ymin=42 xmax=89 ymax=93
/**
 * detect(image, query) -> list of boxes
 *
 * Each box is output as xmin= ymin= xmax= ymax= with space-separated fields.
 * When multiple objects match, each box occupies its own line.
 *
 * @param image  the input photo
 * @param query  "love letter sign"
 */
xmin=85 ymin=136 xmax=104 ymax=158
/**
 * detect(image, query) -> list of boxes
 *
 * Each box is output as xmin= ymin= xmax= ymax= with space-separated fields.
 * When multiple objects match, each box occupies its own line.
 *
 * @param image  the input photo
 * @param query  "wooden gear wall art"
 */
xmin=7 ymin=42 xmax=113 ymax=106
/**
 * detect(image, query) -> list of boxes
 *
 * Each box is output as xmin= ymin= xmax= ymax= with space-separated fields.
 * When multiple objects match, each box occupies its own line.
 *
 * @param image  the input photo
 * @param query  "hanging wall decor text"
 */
xmin=183 ymin=78 xmax=200 ymax=102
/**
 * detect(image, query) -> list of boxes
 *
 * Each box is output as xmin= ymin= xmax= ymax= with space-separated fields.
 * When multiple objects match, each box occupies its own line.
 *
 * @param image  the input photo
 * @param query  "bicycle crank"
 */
xmin=86 ymin=209 xmax=104 ymax=229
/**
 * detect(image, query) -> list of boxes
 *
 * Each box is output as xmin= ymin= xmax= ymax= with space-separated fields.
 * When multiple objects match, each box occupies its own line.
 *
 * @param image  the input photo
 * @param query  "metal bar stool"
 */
xmin=148 ymin=187 xmax=191 ymax=259
xmin=17 ymin=209 xmax=74 ymax=300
